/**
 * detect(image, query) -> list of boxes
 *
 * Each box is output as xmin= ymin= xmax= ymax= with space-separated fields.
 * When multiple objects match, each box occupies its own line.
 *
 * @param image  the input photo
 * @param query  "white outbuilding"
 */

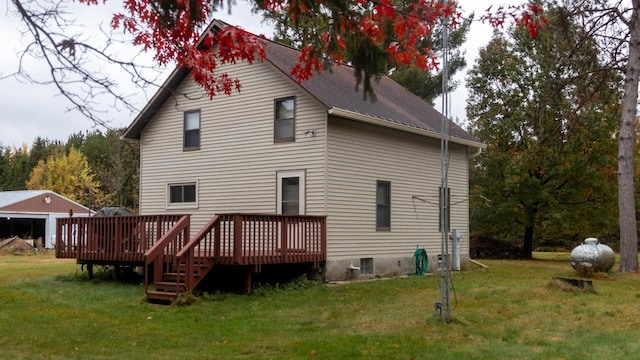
xmin=0 ymin=190 xmax=92 ymax=248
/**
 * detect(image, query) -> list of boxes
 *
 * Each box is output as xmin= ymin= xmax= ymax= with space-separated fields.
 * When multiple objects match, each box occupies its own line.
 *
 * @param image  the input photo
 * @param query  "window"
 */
xmin=281 ymin=177 xmax=300 ymax=214
xmin=274 ymin=97 xmax=295 ymax=142
xmin=277 ymin=170 xmax=306 ymax=215
xmin=376 ymin=181 xmax=391 ymax=231
xmin=168 ymin=183 xmax=197 ymax=205
xmin=184 ymin=111 xmax=200 ymax=150
xmin=360 ymin=258 xmax=373 ymax=275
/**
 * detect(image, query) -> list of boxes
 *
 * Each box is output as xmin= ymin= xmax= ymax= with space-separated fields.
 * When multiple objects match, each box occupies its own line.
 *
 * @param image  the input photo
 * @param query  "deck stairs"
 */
xmin=144 ymin=214 xmax=221 ymax=303
xmin=139 ymin=213 xmax=326 ymax=303
xmin=146 ymin=258 xmax=214 ymax=302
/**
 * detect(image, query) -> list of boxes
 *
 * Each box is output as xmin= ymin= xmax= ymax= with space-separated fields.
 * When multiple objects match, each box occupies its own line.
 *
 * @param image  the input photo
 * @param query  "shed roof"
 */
xmin=0 ymin=190 xmax=91 ymax=215
xmin=0 ymin=190 xmax=50 ymax=209
xmin=124 ymin=20 xmax=482 ymax=148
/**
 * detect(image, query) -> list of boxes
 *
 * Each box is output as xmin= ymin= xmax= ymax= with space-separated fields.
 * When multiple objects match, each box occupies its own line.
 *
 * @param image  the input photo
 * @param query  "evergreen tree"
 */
xmin=466 ymin=3 xmax=621 ymax=257
xmin=260 ymin=1 xmax=472 ymax=104
xmin=66 ymin=129 xmax=140 ymax=212
xmin=0 ymin=147 xmax=10 ymax=190
xmin=2 ymin=145 xmax=31 ymax=191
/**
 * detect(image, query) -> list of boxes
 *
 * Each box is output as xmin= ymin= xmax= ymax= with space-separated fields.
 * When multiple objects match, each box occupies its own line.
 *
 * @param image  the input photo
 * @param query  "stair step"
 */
xmin=147 ymin=258 xmax=215 ymax=304
xmin=146 ymin=290 xmax=177 ymax=302
xmin=155 ymin=281 xmax=187 ymax=292
xmin=176 ymin=263 xmax=210 ymax=270
xmin=164 ymin=272 xmax=201 ymax=281
xmin=163 ymin=272 xmax=185 ymax=281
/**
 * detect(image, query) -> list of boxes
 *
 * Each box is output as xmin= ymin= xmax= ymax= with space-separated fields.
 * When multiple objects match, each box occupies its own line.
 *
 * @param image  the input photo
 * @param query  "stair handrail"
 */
xmin=174 ymin=214 xmax=221 ymax=292
xmin=143 ymin=215 xmax=190 ymax=293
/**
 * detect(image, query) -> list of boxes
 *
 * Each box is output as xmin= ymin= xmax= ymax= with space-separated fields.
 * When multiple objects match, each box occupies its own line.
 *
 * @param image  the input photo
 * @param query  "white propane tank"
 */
xmin=570 ymin=237 xmax=615 ymax=274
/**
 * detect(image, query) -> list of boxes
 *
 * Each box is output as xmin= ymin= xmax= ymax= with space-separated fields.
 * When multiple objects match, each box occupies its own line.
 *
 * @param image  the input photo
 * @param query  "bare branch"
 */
xmin=4 ymin=0 xmax=168 ymax=129
xmin=565 ymin=0 xmax=633 ymax=75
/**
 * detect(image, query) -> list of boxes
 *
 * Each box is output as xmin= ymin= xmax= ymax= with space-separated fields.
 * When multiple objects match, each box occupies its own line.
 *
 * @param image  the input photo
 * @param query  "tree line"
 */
xmin=0 ymin=129 xmax=139 ymax=212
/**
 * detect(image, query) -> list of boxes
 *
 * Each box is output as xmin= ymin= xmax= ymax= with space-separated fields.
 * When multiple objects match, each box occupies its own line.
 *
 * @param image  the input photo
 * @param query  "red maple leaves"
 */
xmin=481 ymin=3 xmax=547 ymax=39
xmin=108 ymin=0 xmax=266 ymax=98
xmin=80 ymin=0 xmax=546 ymax=98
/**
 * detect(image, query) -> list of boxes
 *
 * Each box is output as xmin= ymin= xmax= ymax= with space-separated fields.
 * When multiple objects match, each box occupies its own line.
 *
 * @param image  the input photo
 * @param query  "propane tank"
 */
xmin=570 ymin=237 xmax=615 ymax=274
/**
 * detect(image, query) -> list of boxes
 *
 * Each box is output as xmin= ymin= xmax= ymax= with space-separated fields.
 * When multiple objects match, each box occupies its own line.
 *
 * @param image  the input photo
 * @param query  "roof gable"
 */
xmin=124 ymin=20 xmax=481 ymax=147
xmin=0 ymin=190 xmax=91 ymax=214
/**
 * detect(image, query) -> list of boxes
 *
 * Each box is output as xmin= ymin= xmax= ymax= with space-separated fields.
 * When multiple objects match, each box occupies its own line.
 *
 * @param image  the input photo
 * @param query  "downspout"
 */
xmin=469 ymin=146 xmax=483 ymax=159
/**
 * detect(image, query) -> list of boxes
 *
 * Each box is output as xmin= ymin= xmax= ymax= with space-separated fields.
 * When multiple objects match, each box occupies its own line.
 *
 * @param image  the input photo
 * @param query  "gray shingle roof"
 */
xmin=262 ymin=41 xmax=479 ymax=144
xmin=124 ymin=20 xmax=481 ymax=147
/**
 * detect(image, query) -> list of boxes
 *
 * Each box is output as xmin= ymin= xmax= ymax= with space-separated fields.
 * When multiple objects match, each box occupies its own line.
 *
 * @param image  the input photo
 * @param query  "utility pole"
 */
xmin=436 ymin=0 xmax=452 ymax=323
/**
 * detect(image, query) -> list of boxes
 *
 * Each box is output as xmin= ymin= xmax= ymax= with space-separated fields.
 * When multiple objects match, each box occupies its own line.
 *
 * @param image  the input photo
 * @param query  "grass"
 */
xmin=2 ymin=252 xmax=640 ymax=359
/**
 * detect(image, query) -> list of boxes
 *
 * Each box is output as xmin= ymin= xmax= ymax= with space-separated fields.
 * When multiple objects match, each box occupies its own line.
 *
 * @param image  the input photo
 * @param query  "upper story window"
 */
xmin=184 ymin=111 xmax=200 ymax=150
xmin=376 ymin=180 xmax=391 ymax=231
xmin=168 ymin=183 xmax=197 ymax=207
xmin=274 ymin=97 xmax=295 ymax=142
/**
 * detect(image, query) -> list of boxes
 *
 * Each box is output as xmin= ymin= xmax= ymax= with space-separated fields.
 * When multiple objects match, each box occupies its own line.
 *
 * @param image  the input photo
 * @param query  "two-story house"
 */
xmin=123 ymin=20 xmax=483 ymax=281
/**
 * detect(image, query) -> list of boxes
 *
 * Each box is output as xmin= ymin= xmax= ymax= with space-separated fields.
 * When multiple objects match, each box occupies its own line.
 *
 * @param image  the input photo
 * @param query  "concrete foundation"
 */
xmin=323 ymin=255 xmax=470 ymax=281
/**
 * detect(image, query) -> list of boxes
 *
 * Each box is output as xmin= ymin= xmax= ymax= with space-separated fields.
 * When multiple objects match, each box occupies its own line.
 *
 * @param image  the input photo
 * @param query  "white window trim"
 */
xmin=274 ymin=97 xmax=296 ymax=143
xmin=166 ymin=181 xmax=199 ymax=210
xmin=183 ymin=110 xmax=201 ymax=150
xmin=276 ymin=170 xmax=306 ymax=215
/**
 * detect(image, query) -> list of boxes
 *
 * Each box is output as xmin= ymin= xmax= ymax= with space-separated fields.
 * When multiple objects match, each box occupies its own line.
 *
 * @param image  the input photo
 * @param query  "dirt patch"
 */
xmin=0 ymin=237 xmax=36 ymax=254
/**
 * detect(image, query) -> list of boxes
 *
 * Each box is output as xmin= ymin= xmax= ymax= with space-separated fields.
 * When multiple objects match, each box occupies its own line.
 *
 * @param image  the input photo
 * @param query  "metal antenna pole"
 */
xmin=437 ymin=1 xmax=452 ymax=323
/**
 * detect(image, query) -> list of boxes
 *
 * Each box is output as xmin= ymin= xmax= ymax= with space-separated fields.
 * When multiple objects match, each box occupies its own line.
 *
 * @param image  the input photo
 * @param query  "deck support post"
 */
xmin=244 ymin=269 xmax=252 ymax=294
xmin=87 ymin=263 xmax=94 ymax=279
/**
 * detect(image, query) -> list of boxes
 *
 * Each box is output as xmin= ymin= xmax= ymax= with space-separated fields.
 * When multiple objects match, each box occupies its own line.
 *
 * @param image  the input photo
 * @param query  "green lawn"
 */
xmin=2 ymin=252 xmax=640 ymax=359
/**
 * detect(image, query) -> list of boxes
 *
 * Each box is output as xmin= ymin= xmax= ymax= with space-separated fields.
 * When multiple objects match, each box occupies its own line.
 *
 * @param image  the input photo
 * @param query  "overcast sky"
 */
xmin=0 ymin=0 xmax=509 ymax=148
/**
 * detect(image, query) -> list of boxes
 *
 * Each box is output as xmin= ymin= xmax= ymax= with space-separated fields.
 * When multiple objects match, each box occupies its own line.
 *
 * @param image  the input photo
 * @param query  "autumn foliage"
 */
xmin=26 ymin=148 xmax=107 ymax=207
xmin=81 ymin=0 xmax=545 ymax=98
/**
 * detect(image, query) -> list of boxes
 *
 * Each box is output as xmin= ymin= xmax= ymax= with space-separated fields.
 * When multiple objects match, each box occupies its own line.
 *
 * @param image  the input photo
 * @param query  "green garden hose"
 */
xmin=413 ymin=248 xmax=429 ymax=275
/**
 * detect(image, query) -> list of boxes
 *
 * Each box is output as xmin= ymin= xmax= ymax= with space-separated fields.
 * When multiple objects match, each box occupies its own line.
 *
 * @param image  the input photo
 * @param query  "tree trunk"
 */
xmin=618 ymin=2 xmax=640 ymax=273
xmin=522 ymin=224 xmax=534 ymax=259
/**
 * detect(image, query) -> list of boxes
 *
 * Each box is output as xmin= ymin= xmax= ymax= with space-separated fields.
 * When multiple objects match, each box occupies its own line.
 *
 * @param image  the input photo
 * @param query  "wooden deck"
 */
xmin=56 ymin=213 xmax=327 ymax=302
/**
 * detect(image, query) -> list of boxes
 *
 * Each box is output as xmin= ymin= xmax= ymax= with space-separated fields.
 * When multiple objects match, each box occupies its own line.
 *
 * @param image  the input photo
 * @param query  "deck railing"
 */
xmin=189 ymin=213 xmax=326 ymax=264
xmin=55 ymin=214 xmax=188 ymax=263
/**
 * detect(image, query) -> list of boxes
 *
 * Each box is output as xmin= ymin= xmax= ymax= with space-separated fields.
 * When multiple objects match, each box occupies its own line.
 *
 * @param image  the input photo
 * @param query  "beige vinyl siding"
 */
xmin=139 ymin=59 xmax=327 ymax=234
xmin=326 ymin=117 xmax=469 ymax=260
